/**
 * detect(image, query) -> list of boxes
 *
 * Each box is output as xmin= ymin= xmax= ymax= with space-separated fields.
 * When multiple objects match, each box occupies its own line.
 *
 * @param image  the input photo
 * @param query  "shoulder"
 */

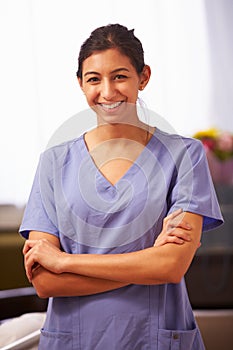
xmin=154 ymin=128 xmax=204 ymax=156
xmin=154 ymin=127 xmax=201 ymax=145
xmin=36 ymin=136 xmax=85 ymax=182
xmin=40 ymin=135 xmax=84 ymax=165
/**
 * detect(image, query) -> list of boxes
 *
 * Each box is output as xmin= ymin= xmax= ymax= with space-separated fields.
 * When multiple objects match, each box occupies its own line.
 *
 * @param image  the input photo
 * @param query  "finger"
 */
xmin=165 ymin=209 xmax=185 ymax=230
xmin=24 ymin=247 xmax=39 ymax=282
xmin=154 ymin=238 xmax=167 ymax=247
xmin=167 ymin=228 xmax=191 ymax=241
xmin=174 ymin=232 xmax=191 ymax=242
xmin=154 ymin=235 xmax=185 ymax=247
xmin=167 ymin=216 xmax=192 ymax=232
xmin=176 ymin=220 xmax=192 ymax=230
xmin=170 ymin=237 xmax=185 ymax=244
xmin=24 ymin=258 xmax=32 ymax=282
xmin=24 ymin=253 xmax=34 ymax=282
xmin=25 ymin=257 xmax=39 ymax=282
xmin=22 ymin=240 xmax=37 ymax=255
xmin=165 ymin=208 xmax=183 ymax=222
xmin=22 ymin=241 xmax=30 ymax=255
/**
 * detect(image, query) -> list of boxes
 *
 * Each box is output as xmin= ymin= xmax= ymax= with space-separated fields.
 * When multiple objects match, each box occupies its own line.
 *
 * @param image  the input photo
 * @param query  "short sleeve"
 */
xmin=167 ymin=139 xmax=224 ymax=232
xmin=19 ymin=154 xmax=59 ymax=239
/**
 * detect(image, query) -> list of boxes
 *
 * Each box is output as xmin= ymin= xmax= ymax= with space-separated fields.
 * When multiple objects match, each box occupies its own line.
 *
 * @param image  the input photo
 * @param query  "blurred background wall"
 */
xmin=0 ymin=0 xmax=232 ymax=206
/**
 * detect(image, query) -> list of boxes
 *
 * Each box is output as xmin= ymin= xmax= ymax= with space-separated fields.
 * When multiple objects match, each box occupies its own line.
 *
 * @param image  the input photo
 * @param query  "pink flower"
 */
xmin=194 ymin=128 xmax=233 ymax=161
xmin=202 ymin=138 xmax=215 ymax=151
xmin=216 ymin=132 xmax=233 ymax=152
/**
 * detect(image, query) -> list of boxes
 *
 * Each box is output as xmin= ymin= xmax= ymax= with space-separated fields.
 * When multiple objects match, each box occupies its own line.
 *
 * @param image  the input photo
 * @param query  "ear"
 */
xmin=139 ymin=65 xmax=151 ymax=91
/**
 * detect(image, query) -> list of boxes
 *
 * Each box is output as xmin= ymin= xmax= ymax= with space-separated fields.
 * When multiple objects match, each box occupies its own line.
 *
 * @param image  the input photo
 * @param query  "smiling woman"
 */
xmin=19 ymin=24 xmax=223 ymax=350
xmin=76 ymin=24 xmax=151 ymax=126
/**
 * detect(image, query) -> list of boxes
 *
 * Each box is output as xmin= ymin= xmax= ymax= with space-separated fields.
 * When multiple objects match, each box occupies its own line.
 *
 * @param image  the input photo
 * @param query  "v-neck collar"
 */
xmin=79 ymin=129 xmax=157 ymax=189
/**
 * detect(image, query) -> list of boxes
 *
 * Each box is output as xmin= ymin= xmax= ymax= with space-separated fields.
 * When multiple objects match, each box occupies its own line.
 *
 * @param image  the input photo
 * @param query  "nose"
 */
xmin=100 ymin=79 xmax=116 ymax=100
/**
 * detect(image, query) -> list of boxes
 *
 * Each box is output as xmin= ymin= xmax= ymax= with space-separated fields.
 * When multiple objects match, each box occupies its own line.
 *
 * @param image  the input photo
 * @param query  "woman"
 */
xmin=20 ymin=24 xmax=223 ymax=349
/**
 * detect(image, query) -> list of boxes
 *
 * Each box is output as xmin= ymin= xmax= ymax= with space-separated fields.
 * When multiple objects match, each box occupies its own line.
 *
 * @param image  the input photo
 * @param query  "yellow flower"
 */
xmin=193 ymin=128 xmax=219 ymax=140
xmin=193 ymin=128 xmax=233 ymax=161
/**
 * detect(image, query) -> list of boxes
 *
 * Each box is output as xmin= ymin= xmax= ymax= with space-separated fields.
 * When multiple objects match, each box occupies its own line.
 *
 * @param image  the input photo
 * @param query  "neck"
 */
xmin=85 ymin=118 xmax=155 ymax=152
xmin=96 ymin=121 xmax=151 ymax=142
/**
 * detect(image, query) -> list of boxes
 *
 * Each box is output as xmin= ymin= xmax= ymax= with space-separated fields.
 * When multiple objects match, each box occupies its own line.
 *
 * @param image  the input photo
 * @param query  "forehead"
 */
xmin=82 ymin=48 xmax=136 ymax=74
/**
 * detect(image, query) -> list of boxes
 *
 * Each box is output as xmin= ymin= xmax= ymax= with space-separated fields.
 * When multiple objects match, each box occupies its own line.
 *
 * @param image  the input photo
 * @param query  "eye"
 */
xmin=86 ymin=76 xmax=100 ymax=83
xmin=114 ymin=74 xmax=128 ymax=80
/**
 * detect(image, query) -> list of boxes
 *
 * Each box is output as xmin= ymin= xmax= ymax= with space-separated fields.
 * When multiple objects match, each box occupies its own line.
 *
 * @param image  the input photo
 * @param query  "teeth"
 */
xmin=101 ymin=102 xmax=122 ymax=109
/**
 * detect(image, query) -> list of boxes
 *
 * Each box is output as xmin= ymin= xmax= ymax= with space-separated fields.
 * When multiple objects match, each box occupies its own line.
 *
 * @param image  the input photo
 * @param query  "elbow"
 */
xmin=37 ymin=290 xmax=49 ymax=299
xmin=168 ymin=260 xmax=190 ymax=284
xmin=32 ymin=280 xmax=51 ymax=299
xmin=37 ymin=288 xmax=50 ymax=299
xmin=163 ymin=258 xmax=187 ymax=284
xmin=168 ymin=272 xmax=183 ymax=284
xmin=31 ymin=267 xmax=52 ymax=299
xmin=148 ymin=266 xmax=184 ymax=285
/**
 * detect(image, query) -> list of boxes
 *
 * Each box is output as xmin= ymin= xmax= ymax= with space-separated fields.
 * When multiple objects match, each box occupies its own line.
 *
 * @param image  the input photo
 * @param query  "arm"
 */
xmin=24 ymin=211 xmax=202 ymax=288
xmin=31 ymin=267 xmax=128 ymax=298
xmin=60 ymin=212 xmax=202 ymax=284
xmin=26 ymin=231 xmax=128 ymax=298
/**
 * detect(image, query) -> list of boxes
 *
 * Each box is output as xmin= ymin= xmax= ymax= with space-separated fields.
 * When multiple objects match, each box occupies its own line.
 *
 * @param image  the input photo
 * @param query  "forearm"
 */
xmin=61 ymin=246 xmax=173 ymax=285
xmin=60 ymin=214 xmax=202 ymax=285
xmin=61 ymin=243 xmax=198 ymax=285
xmin=24 ymin=212 xmax=202 ymax=287
xmin=32 ymin=266 xmax=128 ymax=298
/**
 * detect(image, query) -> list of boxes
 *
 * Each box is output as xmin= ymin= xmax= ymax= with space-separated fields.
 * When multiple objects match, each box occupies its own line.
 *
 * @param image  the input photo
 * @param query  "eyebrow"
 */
xmin=84 ymin=67 xmax=130 ymax=77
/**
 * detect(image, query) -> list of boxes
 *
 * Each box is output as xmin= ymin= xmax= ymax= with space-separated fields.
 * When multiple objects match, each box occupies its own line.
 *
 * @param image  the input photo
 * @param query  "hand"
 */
xmin=23 ymin=239 xmax=66 ymax=282
xmin=154 ymin=209 xmax=192 ymax=247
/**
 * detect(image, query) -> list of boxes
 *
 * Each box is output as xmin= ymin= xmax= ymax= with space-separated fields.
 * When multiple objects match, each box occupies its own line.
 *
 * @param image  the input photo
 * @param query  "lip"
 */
xmin=98 ymin=101 xmax=125 ymax=112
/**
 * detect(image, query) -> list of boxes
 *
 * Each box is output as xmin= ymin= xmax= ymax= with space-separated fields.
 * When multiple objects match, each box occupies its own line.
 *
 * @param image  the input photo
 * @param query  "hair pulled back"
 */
xmin=76 ymin=24 xmax=145 ymax=79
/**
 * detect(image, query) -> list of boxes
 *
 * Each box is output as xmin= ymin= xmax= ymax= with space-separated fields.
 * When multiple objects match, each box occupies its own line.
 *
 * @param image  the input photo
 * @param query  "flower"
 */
xmin=193 ymin=128 xmax=233 ymax=161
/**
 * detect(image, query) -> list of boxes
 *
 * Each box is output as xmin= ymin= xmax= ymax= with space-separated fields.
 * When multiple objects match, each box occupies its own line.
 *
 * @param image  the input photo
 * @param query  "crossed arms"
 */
xmin=23 ymin=209 xmax=202 ymax=298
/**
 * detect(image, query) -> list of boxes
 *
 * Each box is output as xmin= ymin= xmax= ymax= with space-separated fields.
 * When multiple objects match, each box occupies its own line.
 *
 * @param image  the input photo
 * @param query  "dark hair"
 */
xmin=76 ymin=24 xmax=145 ymax=79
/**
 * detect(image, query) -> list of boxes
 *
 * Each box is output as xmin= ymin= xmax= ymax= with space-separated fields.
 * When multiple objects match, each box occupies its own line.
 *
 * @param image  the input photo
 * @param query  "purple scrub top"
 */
xmin=20 ymin=128 xmax=223 ymax=349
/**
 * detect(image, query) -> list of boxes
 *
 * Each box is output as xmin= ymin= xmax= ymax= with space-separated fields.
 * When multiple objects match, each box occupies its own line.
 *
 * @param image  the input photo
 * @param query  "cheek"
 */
xmin=84 ymin=89 xmax=97 ymax=102
xmin=127 ymin=88 xmax=139 ymax=103
xmin=120 ymin=84 xmax=138 ymax=99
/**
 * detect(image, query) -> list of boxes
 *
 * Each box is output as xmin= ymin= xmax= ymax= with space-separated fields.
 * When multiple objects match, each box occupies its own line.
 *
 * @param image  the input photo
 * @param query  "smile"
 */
xmin=100 ymin=101 xmax=123 ymax=110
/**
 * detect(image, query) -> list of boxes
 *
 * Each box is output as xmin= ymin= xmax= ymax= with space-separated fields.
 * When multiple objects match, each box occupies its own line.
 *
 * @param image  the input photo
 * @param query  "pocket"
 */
xmin=39 ymin=328 xmax=73 ymax=349
xmin=157 ymin=327 xmax=198 ymax=350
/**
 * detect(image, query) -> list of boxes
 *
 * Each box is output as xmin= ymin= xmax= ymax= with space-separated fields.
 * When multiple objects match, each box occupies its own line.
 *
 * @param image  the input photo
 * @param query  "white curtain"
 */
xmin=0 ymin=0 xmax=232 ymax=205
xmin=204 ymin=0 xmax=233 ymax=127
